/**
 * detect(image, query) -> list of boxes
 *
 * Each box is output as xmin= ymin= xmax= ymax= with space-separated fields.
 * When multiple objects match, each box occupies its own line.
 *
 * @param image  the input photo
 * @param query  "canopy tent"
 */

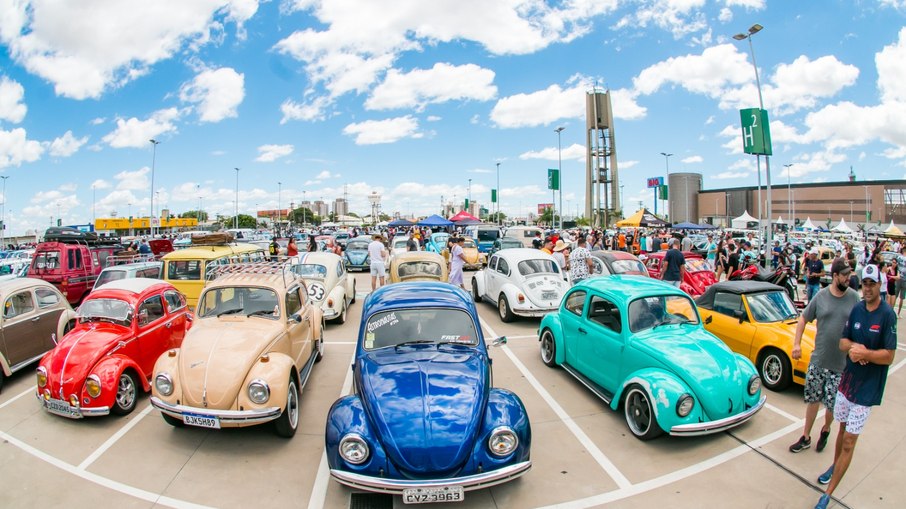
xmin=884 ymin=220 xmax=904 ymax=237
xmin=800 ymin=217 xmax=819 ymax=230
xmin=731 ymin=211 xmax=758 ymax=229
xmin=387 ymin=218 xmax=414 ymax=227
xmin=672 ymin=221 xmax=705 ymax=230
xmin=615 ymin=208 xmax=668 ymax=228
xmin=832 ymin=218 xmax=853 ymax=233
xmin=774 ymin=216 xmax=787 ymax=224
xmin=696 ymin=222 xmax=718 ymax=229
xmin=448 ymin=210 xmax=481 ymax=225
xmin=417 ymin=214 xmax=454 ymax=227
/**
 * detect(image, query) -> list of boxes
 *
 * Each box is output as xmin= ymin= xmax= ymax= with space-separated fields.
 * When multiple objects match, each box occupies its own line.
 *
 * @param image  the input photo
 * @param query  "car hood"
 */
xmin=522 ymin=273 xmax=566 ymax=307
xmin=346 ymin=250 xmax=369 ymax=263
xmin=358 ymin=348 xmax=488 ymax=477
xmin=43 ymin=324 xmax=131 ymax=397
xmin=177 ymin=319 xmax=281 ymax=409
xmin=633 ymin=327 xmax=748 ymax=421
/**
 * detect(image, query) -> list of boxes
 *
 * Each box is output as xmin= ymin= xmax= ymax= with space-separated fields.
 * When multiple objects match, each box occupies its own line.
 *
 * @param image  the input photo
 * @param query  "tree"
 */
xmin=487 ymin=211 xmax=507 ymax=223
xmin=291 ymin=207 xmax=321 ymax=226
xmin=217 ymin=214 xmax=257 ymax=229
xmin=538 ymin=207 xmax=560 ymax=228
xmin=575 ymin=216 xmax=590 ymax=226
xmin=180 ymin=210 xmax=208 ymax=222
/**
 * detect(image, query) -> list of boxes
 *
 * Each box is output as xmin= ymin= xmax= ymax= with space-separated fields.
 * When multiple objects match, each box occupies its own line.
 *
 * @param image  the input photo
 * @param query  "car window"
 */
xmin=564 ymin=290 xmax=586 ymax=316
xmin=611 ymin=259 xmax=646 ymax=274
xmin=139 ymin=267 xmax=162 ymax=278
xmin=712 ymin=292 xmax=744 ymax=317
xmin=336 ymin=262 xmax=344 ymax=277
xmin=4 ymin=290 xmax=36 ymax=318
xmin=363 ymin=308 xmax=478 ymax=350
xmin=95 ymin=269 xmax=127 ymax=288
xmin=518 ymin=259 xmax=559 ymax=276
xmin=747 ymin=291 xmax=798 ymax=322
xmin=398 ymin=261 xmax=443 ymax=279
xmin=292 ymin=264 xmax=327 ymax=279
xmin=35 ymin=287 xmax=62 ymax=308
xmin=628 ymin=295 xmax=699 ymax=333
xmin=488 ymin=255 xmax=498 ymax=271
xmin=285 ymin=286 xmax=303 ymax=316
xmin=163 ymin=290 xmax=186 ymax=312
xmin=496 ymin=258 xmax=509 ymax=275
xmin=167 ymin=260 xmax=201 ymax=280
xmin=588 ymin=295 xmax=621 ymax=333
xmin=68 ymin=248 xmax=83 ymax=270
xmin=34 ymin=250 xmax=61 ymax=269
xmin=138 ymin=295 xmax=166 ymax=326
xmin=477 ymin=229 xmax=499 ymax=242
xmin=590 ymin=256 xmax=607 ymax=275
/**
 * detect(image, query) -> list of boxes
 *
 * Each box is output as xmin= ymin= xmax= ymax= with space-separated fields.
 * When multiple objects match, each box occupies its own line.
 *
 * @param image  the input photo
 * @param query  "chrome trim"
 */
xmin=670 ymin=395 xmax=766 ymax=436
xmin=329 ymin=460 xmax=532 ymax=494
xmin=150 ymin=397 xmax=282 ymax=425
xmin=36 ymin=393 xmax=110 ymax=418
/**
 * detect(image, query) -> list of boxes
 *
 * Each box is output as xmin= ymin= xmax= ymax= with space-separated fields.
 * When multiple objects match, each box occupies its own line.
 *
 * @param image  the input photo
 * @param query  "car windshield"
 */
xmin=392 ymin=239 xmax=408 ymax=249
xmin=628 ymin=295 xmax=699 ymax=333
xmin=292 ymin=264 xmax=327 ymax=279
xmin=499 ymin=239 xmax=522 ymax=249
xmin=476 ymin=229 xmax=499 ymax=242
xmin=747 ymin=291 xmax=798 ymax=322
xmin=197 ymin=287 xmax=280 ymax=320
xmin=518 ymin=259 xmax=559 ymax=276
xmin=433 ymin=234 xmax=449 ymax=246
xmin=462 ymin=238 xmax=477 ymax=249
xmin=346 ymin=240 xmax=369 ymax=251
xmin=78 ymin=298 xmax=133 ymax=325
xmin=363 ymin=308 xmax=478 ymax=349
xmin=397 ymin=261 xmax=443 ymax=280
xmin=610 ymin=259 xmax=646 ymax=274
xmin=685 ymin=258 xmax=711 ymax=272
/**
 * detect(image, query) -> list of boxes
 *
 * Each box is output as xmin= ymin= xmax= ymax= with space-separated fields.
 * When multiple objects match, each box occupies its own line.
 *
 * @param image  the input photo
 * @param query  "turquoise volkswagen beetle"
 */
xmin=538 ymin=275 xmax=765 ymax=440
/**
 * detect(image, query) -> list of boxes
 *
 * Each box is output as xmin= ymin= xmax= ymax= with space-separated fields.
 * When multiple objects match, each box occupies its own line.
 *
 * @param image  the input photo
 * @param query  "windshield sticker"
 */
xmin=366 ymin=312 xmax=398 ymax=332
xmin=440 ymin=335 xmax=471 ymax=343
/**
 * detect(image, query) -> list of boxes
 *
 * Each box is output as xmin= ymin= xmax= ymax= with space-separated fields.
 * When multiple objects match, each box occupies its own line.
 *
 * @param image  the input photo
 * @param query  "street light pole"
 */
xmin=234 ymin=168 xmax=240 ymax=229
xmin=149 ymin=139 xmax=160 ymax=237
xmin=496 ymin=162 xmax=501 ymax=226
xmin=555 ymin=127 xmax=565 ymax=230
xmin=468 ymin=178 xmax=472 ymax=212
xmin=783 ymin=163 xmax=793 ymax=222
xmin=659 ymin=152 xmax=672 ymax=218
xmin=0 ymin=176 xmax=8 ymax=248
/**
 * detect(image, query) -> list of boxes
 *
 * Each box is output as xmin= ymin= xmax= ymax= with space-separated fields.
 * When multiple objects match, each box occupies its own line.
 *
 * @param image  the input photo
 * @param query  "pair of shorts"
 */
xmin=370 ymin=261 xmax=386 ymax=277
xmin=834 ymin=391 xmax=872 ymax=435
xmin=896 ymin=278 xmax=906 ymax=298
xmin=803 ymin=364 xmax=842 ymax=410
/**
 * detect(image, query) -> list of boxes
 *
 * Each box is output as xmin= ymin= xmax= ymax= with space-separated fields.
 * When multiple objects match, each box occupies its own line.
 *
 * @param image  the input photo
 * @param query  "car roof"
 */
xmin=492 ymin=247 xmax=556 ymax=262
xmin=573 ymin=275 xmax=688 ymax=302
xmin=0 ymin=277 xmax=56 ymax=294
xmin=591 ymin=250 xmax=639 ymax=261
xmin=94 ymin=277 xmax=168 ymax=294
xmin=101 ymin=261 xmax=162 ymax=271
xmin=208 ymin=268 xmax=302 ymax=292
xmin=695 ymin=280 xmax=784 ymax=309
xmin=363 ymin=281 xmax=473 ymax=316
xmin=162 ymin=243 xmax=262 ymax=260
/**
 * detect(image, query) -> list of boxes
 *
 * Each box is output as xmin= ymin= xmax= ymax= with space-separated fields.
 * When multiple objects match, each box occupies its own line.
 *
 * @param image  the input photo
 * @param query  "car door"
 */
xmin=33 ymin=286 xmax=67 ymax=350
xmin=1 ymin=289 xmax=44 ymax=366
xmin=559 ymin=290 xmax=587 ymax=367
xmin=163 ymin=290 xmax=188 ymax=346
xmin=285 ymin=284 xmax=311 ymax=367
xmin=579 ymin=294 xmax=625 ymax=391
xmin=706 ymin=291 xmax=757 ymax=358
xmin=136 ymin=295 xmax=168 ymax=376
xmin=490 ymin=256 xmax=510 ymax=300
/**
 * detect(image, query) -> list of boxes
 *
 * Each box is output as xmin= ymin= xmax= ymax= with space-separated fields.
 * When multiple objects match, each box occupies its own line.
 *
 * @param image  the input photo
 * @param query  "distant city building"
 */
xmin=333 ymin=198 xmax=348 ymax=216
xmin=313 ymin=200 xmax=329 ymax=217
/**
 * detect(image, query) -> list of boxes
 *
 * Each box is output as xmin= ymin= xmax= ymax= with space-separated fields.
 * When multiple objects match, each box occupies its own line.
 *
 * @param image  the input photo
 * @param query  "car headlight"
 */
xmin=85 ymin=375 xmax=102 ymax=398
xmin=248 ymin=379 xmax=270 ymax=404
xmin=488 ymin=426 xmax=519 ymax=456
xmin=155 ymin=373 xmax=174 ymax=396
xmin=676 ymin=394 xmax=694 ymax=417
xmin=748 ymin=375 xmax=761 ymax=395
xmin=36 ymin=367 xmax=47 ymax=387
xmin=339 ymin=433 xmax=370 ymax=465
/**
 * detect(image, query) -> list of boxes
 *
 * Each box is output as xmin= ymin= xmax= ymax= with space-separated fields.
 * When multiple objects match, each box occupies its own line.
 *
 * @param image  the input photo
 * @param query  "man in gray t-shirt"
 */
xmin=789 ymin=259 xmax=861 ymax=454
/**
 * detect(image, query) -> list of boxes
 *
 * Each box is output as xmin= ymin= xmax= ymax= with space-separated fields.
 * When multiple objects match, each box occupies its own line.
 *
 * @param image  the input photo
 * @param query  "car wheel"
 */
xmin=274 ymin=377 xmax=300 ymax=438
xmin=63 ymin=319 xmax=76 ymax=335
xmin=623 ymin=385 xmax=663 ymax=440
xmin=498 ymin=295 xmax=515 ymax=323
xmin=0 ymin=371 xmax=5 ymax=393
xmin=471 ymin=279 xmax=481 ymax=302
xmin=758 ymin=348 xmax=792 ymax=391
xmin=540 ymin=329 xmax=557 ymax=367
xmin=315 ymin=327 xmax=324 ymax=363
xmin=350 ymin=282 xmax=357 ymax=304
xmin=111 ymin=371 xmax=138 ymax=416
xmin=337 ymin=301 xmax=347 ymax=324
xmin=161 ymin=413 xmax=184 ymax=427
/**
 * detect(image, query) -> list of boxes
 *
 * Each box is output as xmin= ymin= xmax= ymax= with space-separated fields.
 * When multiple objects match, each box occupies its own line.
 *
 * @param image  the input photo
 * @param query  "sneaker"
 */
xmin=818 ymin=464 xmax=835 ymax=485
xmin=789 ymin=435 xmax=811 ymax=453
xmin=814 ymin=493 xmax=830 ymax=509
xmin=816 ymin=429 xmax=831 ymax=452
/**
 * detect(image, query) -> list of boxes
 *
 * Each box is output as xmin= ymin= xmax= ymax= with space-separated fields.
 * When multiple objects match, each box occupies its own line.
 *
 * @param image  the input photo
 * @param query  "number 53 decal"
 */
xmin=307 ymin=283 xmax=326 ymax=301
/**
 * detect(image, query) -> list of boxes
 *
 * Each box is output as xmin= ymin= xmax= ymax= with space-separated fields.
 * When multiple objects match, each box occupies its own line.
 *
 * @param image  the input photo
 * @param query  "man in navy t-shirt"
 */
xmin=659 ymin=238 xmax=685 ymax=288
xmin=813 ymin=264 xmax=897 ymax=509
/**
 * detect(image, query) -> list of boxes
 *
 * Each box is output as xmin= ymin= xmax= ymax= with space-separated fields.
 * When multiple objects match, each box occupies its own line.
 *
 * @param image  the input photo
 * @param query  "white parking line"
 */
xmin=765 ymin=403 xmax=800 ymax=423
xmin=499 ymin=334 xmax=536 ymax=340
xmin=0 ymin=386 xmax=35 ymax=412
xmin=307 ymin=349 xmax=357 ymax=509
xmin=480 ymin=317 xmax=633 ymax=490
xmin=77 ymin=404 xmax=153 ymax=470
xmin=889 ymin=356 xmax=906 ymax=375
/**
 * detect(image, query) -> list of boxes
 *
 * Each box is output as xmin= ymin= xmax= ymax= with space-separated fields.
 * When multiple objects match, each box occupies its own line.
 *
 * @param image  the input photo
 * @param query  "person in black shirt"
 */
xmin=727 ymin=243 xmax=740 ymax=278
xmin=532 ymin=232 xmax=543 ymax=250
xmin=406 ymin=230 xmax=419 ymax=251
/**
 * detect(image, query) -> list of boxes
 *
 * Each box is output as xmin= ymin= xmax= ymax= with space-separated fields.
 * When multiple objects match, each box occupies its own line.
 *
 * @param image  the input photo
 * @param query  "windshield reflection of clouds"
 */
xmin=610 ymin=260 xmax=646 ymax=274
xmin=518 ymin=259 xmax=558 ymax=276
xmin=293 ymin=264 xmax=327 ymax=278
xmin=628 ymin=295 xmax=699 ymax=333
xmin=79 ymin=298 xmax=132 ymax=324
xmin=364 ymin=309 xmax=478 ymax=349
xmin=747 ymin=292 xmax=797 ymax=322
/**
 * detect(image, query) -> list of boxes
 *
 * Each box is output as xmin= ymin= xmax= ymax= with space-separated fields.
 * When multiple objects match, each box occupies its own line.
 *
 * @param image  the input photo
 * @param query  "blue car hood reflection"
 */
xmin=346 ymin=250 xmax=368 ymax=264
xmin=358 ymin=347 xmax=487 ymax=477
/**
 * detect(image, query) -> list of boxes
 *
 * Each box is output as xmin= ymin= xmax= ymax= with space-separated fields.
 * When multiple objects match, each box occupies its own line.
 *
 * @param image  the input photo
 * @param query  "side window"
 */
xmin=285 ymin=286 xmax=303 ymax=317
xmin=68 ymin=248 xmax=83 ymax=270
xmin=588 ymin=295 xmax=622 ymax=333
xmin=488 ymin=255 xmax=498 ymax=271
xmin=564 ymin=290 xmax=586 ymax=316
xmin=713 ymin=292 xmax=744 ymax=317
xmin=139 ymin=267 xmax=161 ymax=278
xmin=497 ymin=258 xmax=509 ymax=275
xmin=35 ymin=287 xmax=62 ymax=308
xmin=337 ymin=262 xmax=344 ymax=277
xmin=4 ymin=291 xmax=36 ymax=318
xmin=163 ymin=290 xmax=186 ymax=312
xmin=138 ymin=295 xmax=166 ymax=326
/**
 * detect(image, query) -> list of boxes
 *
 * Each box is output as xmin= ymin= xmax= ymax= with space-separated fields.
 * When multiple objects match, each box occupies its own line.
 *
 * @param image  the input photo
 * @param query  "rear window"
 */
xmin=518 ymin=259 xmax=559 ymax=276
xmin=476 ymin=229 xmax=499 ymax=242
xmin=34 ymin=250 xmax=61 ymax=269
xmin=95 ymin=270 xmax=127 ymax=288
xmin=167 ymin=260 xmax=202 ymax=281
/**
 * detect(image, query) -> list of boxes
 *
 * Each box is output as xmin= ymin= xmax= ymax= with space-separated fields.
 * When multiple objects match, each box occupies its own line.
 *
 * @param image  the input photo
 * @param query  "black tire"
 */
xmin=336 ymin=301 xmax=347 ymax=324
xmin=111 ymin=371 xmax=139 ymax=416
xmin=350 ymin=281 xmax=356 ymax=304
xmin=498 ymin=295 xmax=515 ymax=323
xmin=63 ymin=319 xmax=76 ymax=335
xmin=540 ymin=329 xmax=557 ymax=367
xmin=314 ymin=327 xmax=324 ymax=363
xmin=623 ymin=385 xmax=663 ymax=440
xmin=274 ymin=377 xmax=300 ymax=438
xmin=162 ymin=413 xmax=184 ymax=427
xmin=471 ymin=279 xmax=481 ymax=302
xmin=0 ymin=370 xmax=5 ymax=394
xmin=758 ymin=348 xmax=792 ymax=391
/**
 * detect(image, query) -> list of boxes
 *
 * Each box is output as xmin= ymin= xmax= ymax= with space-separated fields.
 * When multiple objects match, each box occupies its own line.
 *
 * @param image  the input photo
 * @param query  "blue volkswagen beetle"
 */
xmin=326 ymin=282 xmax=531 ymax=502
xmin=424 ymin=232 xmax=450 ymax=254
xmin=539 ymin=275 xmax=765 ymax=440
xmin=343 ymin=236 xmax=371 ymax=271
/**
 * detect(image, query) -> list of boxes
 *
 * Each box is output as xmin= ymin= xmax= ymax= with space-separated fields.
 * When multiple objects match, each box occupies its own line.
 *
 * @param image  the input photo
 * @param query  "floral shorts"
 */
xmin=834 ymin=391 xmax=872 ymax=435
xmin=804 ymin=364 xmax=841 ymax=410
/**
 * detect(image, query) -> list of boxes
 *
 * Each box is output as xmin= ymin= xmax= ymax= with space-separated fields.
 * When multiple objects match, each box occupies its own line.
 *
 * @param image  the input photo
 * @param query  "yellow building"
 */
xmin=95 ymin=217 xmax=199 ymax=236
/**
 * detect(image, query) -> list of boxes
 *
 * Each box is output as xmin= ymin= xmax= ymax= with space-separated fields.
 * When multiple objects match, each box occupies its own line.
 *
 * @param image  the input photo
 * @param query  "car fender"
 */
xmin=539 ymin=313 xmax=566 ymax=365
xmin=91 ymin=355 xmax=151 ymax=399
xmin=325 ymin=394 xmax=390 ymax=473
xmin=309 ymin=306 xmax=324 ymax=337
xmin=323 ymin=284 xmax=346 ymax=314
xmin=344 ymin=276 xmax=355 ymax=303
xmin=473 ymin=269 xmax=488 ymax=297
xmin=500 ymin=282 xmax=522 ymax=305
xmin=613 ymin=368 xmax=691 ymax=427
xmin=238 ymin=351 xmax=295 ymax=412
xmin=56 ymin=308 xmax=78 ymax=341
xmin=460 ymin=388 xmax=532 ymax=470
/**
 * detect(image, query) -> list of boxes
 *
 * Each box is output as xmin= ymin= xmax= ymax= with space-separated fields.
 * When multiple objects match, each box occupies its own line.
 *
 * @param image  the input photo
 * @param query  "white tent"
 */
xmin=832 ymin=218 xmax=853 ymax=233
xmin=801 ymin=217 xmax=818 ymax=230
xmin=731 ymin=210 xmax=759 ymax=229
xmin=774 ymin=215 xmax=786 ymax=224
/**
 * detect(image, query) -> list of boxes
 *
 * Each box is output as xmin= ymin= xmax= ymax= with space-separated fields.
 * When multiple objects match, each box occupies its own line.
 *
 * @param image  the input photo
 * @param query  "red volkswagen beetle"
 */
xmin=36 ymin=278 xmax=191 ymax=418
xmin=644 ymin=251 xmax=717 ymax=297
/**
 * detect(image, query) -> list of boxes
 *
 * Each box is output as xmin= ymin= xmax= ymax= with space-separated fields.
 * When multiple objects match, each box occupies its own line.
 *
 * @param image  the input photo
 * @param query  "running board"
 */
xmin=297 ymin=345 xmax=319 ymax=391
xmin=561 ymin=363 xmax=614 ymax=405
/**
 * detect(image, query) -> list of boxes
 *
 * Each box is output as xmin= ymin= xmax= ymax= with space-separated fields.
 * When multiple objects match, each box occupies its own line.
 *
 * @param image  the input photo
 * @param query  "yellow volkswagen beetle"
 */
xmin=696 ymin=280 xmax=816 ymax=391
xmin=388 ymin=251 xmax=449 ymax=283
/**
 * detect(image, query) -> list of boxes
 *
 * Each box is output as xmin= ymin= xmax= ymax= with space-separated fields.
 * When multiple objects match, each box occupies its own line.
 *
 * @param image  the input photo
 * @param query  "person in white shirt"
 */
xmin=368 ymin=234 xmax=388 ymax=290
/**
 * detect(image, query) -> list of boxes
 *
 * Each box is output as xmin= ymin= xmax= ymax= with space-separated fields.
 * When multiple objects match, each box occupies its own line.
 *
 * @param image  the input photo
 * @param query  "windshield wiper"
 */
xmin=217 ymin=308 xmax=243 ymax=317
xmin=437 ymin=341 xmax=474 ymax=349
xmin=394 ymin=340 xmax=435 ymax=350
xmin=247 ymin=309 xmax=275 ymax=317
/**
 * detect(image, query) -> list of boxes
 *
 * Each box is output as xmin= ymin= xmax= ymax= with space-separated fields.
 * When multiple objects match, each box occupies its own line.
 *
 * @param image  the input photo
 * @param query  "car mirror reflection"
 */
xmin=491 ymin=336 xmax=507 ymax=347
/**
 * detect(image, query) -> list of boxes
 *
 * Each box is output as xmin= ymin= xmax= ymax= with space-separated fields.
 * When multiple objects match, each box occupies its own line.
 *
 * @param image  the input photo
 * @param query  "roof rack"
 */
xmin=43 ymin=226 xmax=122 ymax=247
xmin=105 ymin=253 xmax=159 ymax=267
xmin=191 ymin=232 xmax=236 ymax=246
xmin=207 ymin=262 xmax=300 ymax=288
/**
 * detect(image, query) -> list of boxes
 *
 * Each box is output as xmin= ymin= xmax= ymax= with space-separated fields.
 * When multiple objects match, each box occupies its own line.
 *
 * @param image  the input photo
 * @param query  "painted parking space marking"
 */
xmin=0 ymin=386 xmax=35 ymax=412
xmin=480 ymin=317 xmax=633 ymax=490
xmin=77 ymin=404 xmax=153 ymax=470
xmin=765 ymin=402 xmax=800 ymax=423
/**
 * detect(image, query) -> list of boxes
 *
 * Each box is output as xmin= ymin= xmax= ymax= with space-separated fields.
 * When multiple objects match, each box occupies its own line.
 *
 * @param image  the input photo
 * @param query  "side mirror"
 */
xmin=491 ymin=336 xmax=507 ymax=347
xmin=704 ymin=315 xmax=712 ymax=325
xmin=138 ymin=309 xmax=149 ymax=326
xmin=733 ymin=309 xmax=746 ymax=323
xmin=290 ymin=313 xmax=303 ymax=323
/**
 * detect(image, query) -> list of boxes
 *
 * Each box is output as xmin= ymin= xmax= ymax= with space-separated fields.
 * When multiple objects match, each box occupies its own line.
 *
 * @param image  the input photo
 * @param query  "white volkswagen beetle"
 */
xmin=471 ymin=248 xmax=567 ymax=322
xmin=289 ymin=252 xmax=356 ymax=323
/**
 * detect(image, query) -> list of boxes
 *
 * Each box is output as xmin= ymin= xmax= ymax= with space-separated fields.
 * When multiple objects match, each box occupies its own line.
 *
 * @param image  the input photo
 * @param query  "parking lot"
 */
xmin=2 ymin=271 xmax=905 ymax=509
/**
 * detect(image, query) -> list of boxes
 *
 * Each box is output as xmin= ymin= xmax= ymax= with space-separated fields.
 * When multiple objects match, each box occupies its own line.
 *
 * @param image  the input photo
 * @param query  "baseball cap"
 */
xmin=831 ymin=258 xmax=852 ymax=276
xmin=809 ymin=248 xmax=818 ymax=255
xmin=862 ymin=264 xmax=880 ymax=283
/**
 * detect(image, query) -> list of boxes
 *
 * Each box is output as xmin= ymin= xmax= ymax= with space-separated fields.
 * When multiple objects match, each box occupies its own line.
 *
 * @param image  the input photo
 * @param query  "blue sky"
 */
xmin=1 ymin=0 xmax=905 ymax=235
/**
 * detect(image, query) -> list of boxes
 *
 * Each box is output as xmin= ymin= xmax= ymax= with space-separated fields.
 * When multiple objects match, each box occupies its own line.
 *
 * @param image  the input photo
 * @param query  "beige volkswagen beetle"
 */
xmin=150 ymin=263 xmax=323 ymax=438
xmin=388 ymin=251 xmax=449 ymax=283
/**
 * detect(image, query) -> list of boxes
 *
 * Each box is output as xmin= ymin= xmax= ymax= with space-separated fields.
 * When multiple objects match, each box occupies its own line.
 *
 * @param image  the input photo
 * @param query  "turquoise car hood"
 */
xmin=633 ymin=327 xmax=746 ymax=421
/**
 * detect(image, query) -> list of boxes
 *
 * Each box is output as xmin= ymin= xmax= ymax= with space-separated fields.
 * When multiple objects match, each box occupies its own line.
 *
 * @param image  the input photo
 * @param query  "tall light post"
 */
xmin=619 ymin=184 xmax=625 ymax=218
xmin=659 ymin=152 xmax=672 ymax=218
xmin=734 ymin=23 xmax=773 ymax=253
xmin=277 ymin=181 xmax=282 ymax=235
xmin=467 ymin=178 xmax=472 ymax=212
xmin=0 ymin=175 xmax=8 ymax=248
xmin=496 ymin=162 xmax=501 ymax=226
xmin=234 ymin=168 xmax=240 ymax=229
xmin=149 ymin=139 xmax=160 ymax=237
xmin=783 ymin=163 xmax=794 ymax=222
xmin=555 ymin=126 xmax=565 ymax=230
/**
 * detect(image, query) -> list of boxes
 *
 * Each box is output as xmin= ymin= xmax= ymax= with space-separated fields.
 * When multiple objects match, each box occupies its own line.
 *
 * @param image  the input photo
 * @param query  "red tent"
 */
xmin=448 ymin=210 xmax=481 ymax=224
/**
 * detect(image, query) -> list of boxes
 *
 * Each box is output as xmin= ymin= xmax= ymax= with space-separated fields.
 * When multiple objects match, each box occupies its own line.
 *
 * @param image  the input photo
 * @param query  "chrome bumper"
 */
xmin=513 ymin=306 xmax=557 ymax=318
xmin=36 ymin=394 xmax=109 ymax=419
xmin=322 ymin=306 xmax=339 ymax=318
xmin=150 ymin=397 xmax=281 ymax=425
xmin=330 ymin=460 xmax=531 ymax=494
xmin=670 ymin=395 xmax=767 ymax=436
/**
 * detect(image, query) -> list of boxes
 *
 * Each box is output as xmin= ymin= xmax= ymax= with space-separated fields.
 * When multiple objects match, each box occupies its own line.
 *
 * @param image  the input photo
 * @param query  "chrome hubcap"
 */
xmin=116 ymin=375 xmax=135 ymax=409
xmin=287 ymin=383 xmax=299 ymax=429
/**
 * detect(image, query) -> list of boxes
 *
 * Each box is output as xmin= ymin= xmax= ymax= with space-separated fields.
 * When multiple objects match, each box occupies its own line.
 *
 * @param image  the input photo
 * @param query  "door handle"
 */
xmin=31 ymin=316 xmax=41 ymax=322
xmin=578 ymin=327 xmax=587 ymax=334
xmin=165 ymin=322 xmax=172 ymax=328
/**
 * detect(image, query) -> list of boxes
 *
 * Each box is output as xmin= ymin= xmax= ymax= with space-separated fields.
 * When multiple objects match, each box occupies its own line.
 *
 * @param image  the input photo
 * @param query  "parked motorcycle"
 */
xmin=728 ymin=264 xmax=803 ymax=308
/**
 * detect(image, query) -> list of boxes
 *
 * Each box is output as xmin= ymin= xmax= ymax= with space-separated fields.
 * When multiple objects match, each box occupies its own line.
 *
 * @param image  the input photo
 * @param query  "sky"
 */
xmin=1 ymin=0 xmax=906 ymax=236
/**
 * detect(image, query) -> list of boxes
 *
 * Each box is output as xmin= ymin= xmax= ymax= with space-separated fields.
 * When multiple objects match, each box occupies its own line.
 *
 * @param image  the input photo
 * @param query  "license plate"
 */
xmin=183 ymin=413 xmax=221 ymax=429
xmin=44 ymin=398 xmax=81 ymax=418
xmin=541 ymin=291 xmax=557 ymax=300
xmin=402 ymin=486 xmax=464 ymax=504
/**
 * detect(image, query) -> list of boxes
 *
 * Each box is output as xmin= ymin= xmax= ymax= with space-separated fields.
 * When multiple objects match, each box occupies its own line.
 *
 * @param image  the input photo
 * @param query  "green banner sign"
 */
xmin=740 ymin=108 xmax=773 ymax=156
xmin=491 ymin=189 xmax=497 ymax=203
xmin=659 ymin=185 xmax=668 ymax=200
xmin=547 ymin=169 xmax=560 ymax=191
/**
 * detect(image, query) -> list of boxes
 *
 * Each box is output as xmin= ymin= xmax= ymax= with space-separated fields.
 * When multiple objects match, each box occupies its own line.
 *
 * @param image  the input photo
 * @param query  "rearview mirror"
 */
xmin=289 ymin=313 xmax=302 ymax=323
xmin=734 ymin=309 xmax=746 ymax=323
xmin=491 ymin=336 xmax=507 ymax=347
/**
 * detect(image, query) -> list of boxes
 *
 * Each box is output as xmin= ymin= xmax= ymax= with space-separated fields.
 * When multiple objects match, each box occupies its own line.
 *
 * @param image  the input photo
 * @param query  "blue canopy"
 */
xmin=418 ymin=214 xmax=454 ymax=227
xmin=672 ymin=221 xmax=704 ymax=229
xmin=387 ymin=218 xmax=414 ymax=227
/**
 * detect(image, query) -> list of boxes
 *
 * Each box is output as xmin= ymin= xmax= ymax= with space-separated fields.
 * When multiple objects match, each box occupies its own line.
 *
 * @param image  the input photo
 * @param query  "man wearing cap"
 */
xmin=789 ymin=259 xmax=860 ymax=454
xmin=368 ymin=233 xmax=388 ymax=291
xmin=659 ymin=238 xmax=685 ymax=288
xmin=813 ymin=263 xmax=897 ymax=509
xmin=805 ymin=249 xmax=825 ymax=303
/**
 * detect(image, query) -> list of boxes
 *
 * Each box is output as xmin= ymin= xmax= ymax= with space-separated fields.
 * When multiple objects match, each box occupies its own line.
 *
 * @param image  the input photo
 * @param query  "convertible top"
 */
xmin=695 ymin=280 xmax=784 ymax=309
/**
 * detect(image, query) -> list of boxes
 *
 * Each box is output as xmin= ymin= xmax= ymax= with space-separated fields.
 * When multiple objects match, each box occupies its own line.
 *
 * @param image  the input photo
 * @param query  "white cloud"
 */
xmin=426 ymin=115 xmax=442 ymax=122
xmin=102 ymin=108 xmax=180 ymax=148
xmin=280 ymin=96 xmax=332 ymax=123
xmin=0 ymin=76 xmax=26 ymax=123
xmin=713 ymin=171 xmax=749 ymax=180
xmin=614 ymin=0 xmax=710 ymax=39
xmin=767 ymin=55 xmax=859 ymax=114
xmin=0 ymin=127 xmax=43 ymax=169
xmin=366 ymin=63 xmax=497 ymax=111
xmin=0 ymin=1 xmax=257 ymax=100
xmin=681 ymin=155 xmax=703 ymax=164
xmin=877 ymin=27 xmax=906 ymax=103
xmin=91 ymin=179 xmax=112 ymax=190
xmin=255 ymin=144 xmax=294 ymax=162
xmin=179 ymin=67 xmax=245 ymax=122
xmin=91 ymin=117 xmax=106 ymax=125
xmin=342 ymin=115 xmax=421 ymax=145
xmin=619 ymin=160 xmax=639 ymax=169
xmin=114 ymin=167 xmax=150 ymax=191
xmin=47 ymin=130 xmax=88 ymax=157
xmin=519 ymin=143 xmax=587 ymax=162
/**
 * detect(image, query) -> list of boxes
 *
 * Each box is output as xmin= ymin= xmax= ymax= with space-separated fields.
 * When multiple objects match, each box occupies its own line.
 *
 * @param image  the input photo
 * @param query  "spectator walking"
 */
xmin=805 ymin=249 xmax=825 ymax=302
xmin=568 ymin=236 xmax=594 ymax=285
xmin=406 ymin=230 xmax=419 ymax=251
xmin=659 ymin=239 xmax=685 ymax=288
xmin=368 ymin=234 xmax=388 ymax=291
xmin=449 ymin=237 xmax=467 ymax=289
